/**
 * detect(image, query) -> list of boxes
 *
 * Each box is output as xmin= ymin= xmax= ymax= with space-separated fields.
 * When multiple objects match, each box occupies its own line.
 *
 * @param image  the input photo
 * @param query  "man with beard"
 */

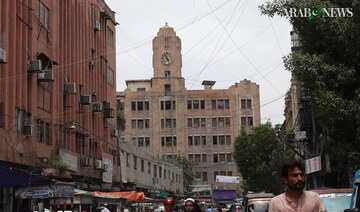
xmin=269 ymin=160 xmax=327 ymax=212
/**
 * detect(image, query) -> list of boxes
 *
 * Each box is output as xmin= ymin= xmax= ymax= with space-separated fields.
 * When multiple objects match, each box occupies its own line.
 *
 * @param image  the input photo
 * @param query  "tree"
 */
xmin=259 ymin=0 xmax=360 ymax=186
xmin=233 ymin=123 xmax=295 ymax=195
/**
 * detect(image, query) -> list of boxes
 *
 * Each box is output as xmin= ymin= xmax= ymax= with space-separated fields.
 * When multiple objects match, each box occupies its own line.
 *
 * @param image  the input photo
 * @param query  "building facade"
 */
xmin=0 ymin=0 xmax=118 ymax=196
xmin=119 ymin=24 xmax=261 ymax=197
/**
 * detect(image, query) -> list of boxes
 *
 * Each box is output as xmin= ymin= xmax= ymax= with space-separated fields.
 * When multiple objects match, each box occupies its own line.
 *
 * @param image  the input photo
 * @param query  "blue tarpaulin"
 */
xmin=0 ymin=164 xmax=50 ymax=188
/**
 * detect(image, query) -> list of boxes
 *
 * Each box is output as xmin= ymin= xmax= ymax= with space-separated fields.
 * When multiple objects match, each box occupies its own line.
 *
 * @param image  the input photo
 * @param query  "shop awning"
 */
xmin=0 ymin=164 xmax=50 ymax=188
xmin=93 ymin=191 xmax=145 ymax=202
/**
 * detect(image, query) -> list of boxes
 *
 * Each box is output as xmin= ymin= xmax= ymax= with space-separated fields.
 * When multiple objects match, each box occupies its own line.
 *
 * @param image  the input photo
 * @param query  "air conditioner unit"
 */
xmin=80 ymin=95 xmax=92 ymax=105
xmin=92 ymin=102 xmax=103 ymax=112
xmin=37 ymin=69 xmax=54 ymax=82
xmin=64 ymin=83 xmax=76 ymax=94
xmin=103 ymin=108 xmax=114 ymax=118
xmin=81 ymin=157 xmax=90 ymax=166
xmin=94 ymin=21 xmax=100 ymax=31
xmin=28 ymin=60 xmax=42 ymax=72
xmin=0 ymin=47 xmax=6 ymax=63
xmin=95 ymin=160 xmax=103 ymax=169
xmin=111 ymin=128 xmax=119 ymax=137
xmin=23 ymin=125 xmax=34 ymax=136
xmin=103 ymin=101 xmax=112 ymax=110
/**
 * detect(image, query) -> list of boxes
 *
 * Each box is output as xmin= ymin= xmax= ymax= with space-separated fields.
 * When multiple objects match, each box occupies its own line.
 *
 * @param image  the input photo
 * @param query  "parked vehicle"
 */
xmin=311 ymin=188 xmax=352 ymax=212
xmin=242 ymin=192 xmax=274 ymax=212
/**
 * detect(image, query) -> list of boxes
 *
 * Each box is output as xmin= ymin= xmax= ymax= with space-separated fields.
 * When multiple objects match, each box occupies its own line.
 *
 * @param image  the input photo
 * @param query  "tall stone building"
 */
xmin=119 ymin=24 xmax=261 ymax=198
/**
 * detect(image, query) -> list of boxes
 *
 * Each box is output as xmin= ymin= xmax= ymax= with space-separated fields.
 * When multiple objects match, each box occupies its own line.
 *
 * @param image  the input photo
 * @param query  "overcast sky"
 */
xmin=105 ymin=0 xmax=292 ymax=125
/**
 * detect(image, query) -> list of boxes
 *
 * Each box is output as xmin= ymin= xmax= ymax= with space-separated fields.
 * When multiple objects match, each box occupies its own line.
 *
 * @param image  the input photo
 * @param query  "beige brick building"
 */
xmin=118 ymin=24 xmax=261 ymax=198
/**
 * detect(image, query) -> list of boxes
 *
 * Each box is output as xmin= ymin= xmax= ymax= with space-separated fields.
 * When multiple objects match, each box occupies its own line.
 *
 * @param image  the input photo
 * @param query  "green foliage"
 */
xmin=46 ymin=156 xmax=69 ymax=172
xmin=260 ymin=0 xmax=360 ymax=182
xmin=233 ymin=123 xmax=295 ymax=194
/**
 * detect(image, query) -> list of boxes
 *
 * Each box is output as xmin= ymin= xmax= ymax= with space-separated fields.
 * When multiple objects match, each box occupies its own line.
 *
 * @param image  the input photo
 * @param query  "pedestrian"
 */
xmin=19 ymin=200 xmax=32 ymax=212
xmin=268 ymin=160 xmax=327 ymax=212
xmin=206 ymin=205 xmax=214 ymax=212
xmin=184 ymin=198 xmax=201 ymax=212
xmin=164 ymin=197 xmax=176 ymax=212
xmin=101 ymin=203 xmax=111 ymax=212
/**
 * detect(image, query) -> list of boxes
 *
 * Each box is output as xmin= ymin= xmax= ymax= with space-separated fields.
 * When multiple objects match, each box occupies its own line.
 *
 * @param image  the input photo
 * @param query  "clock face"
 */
xmin=161 ymin=52 xmax=173 ymax=65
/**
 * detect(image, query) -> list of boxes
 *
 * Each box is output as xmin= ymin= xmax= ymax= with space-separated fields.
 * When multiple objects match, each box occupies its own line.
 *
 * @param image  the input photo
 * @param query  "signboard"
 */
xmin=305 ymin=156 xmax=321 ymax=174
xmin=213 ymin=190 xmax=237 ymax=201
xmin=216 ymin=175 xmax=240 ymax=183
xmin=60 ymin=150 xmax=78 ymax=172
xmin=15 ymin=184 xmax=74 ymax=199
xmin=102 ymin=152 xmax=113 ymax=183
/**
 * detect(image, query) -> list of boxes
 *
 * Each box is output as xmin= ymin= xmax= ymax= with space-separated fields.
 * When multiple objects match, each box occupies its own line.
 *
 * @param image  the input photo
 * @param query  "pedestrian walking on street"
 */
xmin=101 ymin=203 xmax=111 ymax=212
xmin=269 ymin=160 xmax=327 ymax=212
xmin=184 ymin=198 xmax=201 ymax=212
xmin=164 ymin=197 xmax=176 ymax=212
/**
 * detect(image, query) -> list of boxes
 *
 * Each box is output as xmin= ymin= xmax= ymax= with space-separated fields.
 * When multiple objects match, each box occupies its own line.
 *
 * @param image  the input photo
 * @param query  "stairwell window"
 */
xmin=37 ymin=0 xmax=50 ymax=30
xmin=165 ymin=84 xmax=171 ymax=96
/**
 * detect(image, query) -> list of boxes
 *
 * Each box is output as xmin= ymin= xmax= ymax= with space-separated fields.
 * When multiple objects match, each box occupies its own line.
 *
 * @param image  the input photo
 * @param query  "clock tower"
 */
xmin=152 ymin=23 xmax=182 ymax=78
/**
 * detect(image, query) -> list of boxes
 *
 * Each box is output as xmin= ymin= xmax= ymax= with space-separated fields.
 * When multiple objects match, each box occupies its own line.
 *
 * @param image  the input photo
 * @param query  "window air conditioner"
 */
xmin=103 ymin=108 xmax=114 ymax=118
xmin=80 ymin=95 xmax=92 ymax=105
xmin=28 ymin=60 xmax=42 ymax=72
xmin=0 ymin=48 xmax=6 ymax=63
xmin=103 ymin=101 xmax=112 ymax=110
xmin=64 ymin=83 xmax=76 ymax=94
xmin=111 ymin=128 xmax=119 ymax=137
xmin=95 ymin=160 xmax=103 ymax=169
xmin=37 ymin=69 xmax=54 ymax=82
xmin=94 ymin=21 xmax=100 ymax=31
xmin=23 ymin=125 xmax=34 ymax=136
xmin=92 ymin=102 xmax=103 ymax=112
xmin=81 ymin=157 xmax=90 ymax=166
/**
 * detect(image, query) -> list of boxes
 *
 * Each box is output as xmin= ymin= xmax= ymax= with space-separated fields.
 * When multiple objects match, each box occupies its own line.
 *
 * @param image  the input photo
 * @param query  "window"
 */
xmin=241 ymin=99 xmax=246 ymax=108
xmin=202 ymin=154 xmax=207 ymax=162
xmin=227 ymin=153 xmax=232 ymax=162
xmin=217 ymin=100 xmax=224 ymax=109
xmin=227 ymin=171 xmax=232 ymax=176
xmin=213 ymin=154 xmax=218 ymax=163
xmin=201 ymin=100 xmax=205 ymax=109
xmin=141 ymin=160 xmax=144 ymax=172
xmin=108 ymin=67 xmax=114 ymax=86
xmin=165 ymin=71 xmax=171 ymax=77
xmin=226 ymin=135 xmax=231 ymax=145
xmin=131 ymin=102 xmax=136 ymax=111
xmin=137 ymin=102 xmax=143 ymax=110
xmin=154 ymin=165 xmax=157 ymax=177
xmin=148 ymin=162 xmax=151 ymax=174
xmin=37 ymin=0 xmax=50 ymax=30
xmin=212 ymin=100 xmax=216 ymax=110
xmin=107 ymin=26 xmax=114 ymax=45
xmin=138 ymin=137 xmax=144 ymax=147
xmin=194 ymin=136 xmax=200 ymax=146
xmin=145 ymin=119 xmax=150 ymax=128
xmin=193 ymin=100 xmax=199 ymax=109
xmin=131 ymin=119 xmax=136 ymax=129
xmin=188 ymin=154 xmax=193 ymax=161
xmin=219 ymin=153 xmax=226 ymax=162
xmin=144 ymin=101 xmax=149 ymax=110
xmin=218 ymin=117 xmax=224 ymax=127
xmin=213 ymin=135 xmax=217 ymax=145
xmin=203 ymin=172 xmax=208 ymax=181
xmin=241 ymin=117 xmax=246 ymax=126
xmin=201 ymin=136 xmax=206 ymax=145
xmin=247 ymin=99 xmax=252 ymax=108
xmin=248 ymin=117 xmax=253 ymax=126
xmin=161 ymin=100 xmax=175 ymax=110
xmin=76 ymin=133 xmax=85 ymax=155
xmin=36 ymin=119 xmax=51 ymax=145
xmin=138 ymin=119 xmax=144 ymax=129
xmin=212 ymin=118 xmax=217 ymax=127
xmin=187 ymin=101 xmax=192 ymax=109
xmin=194 ymin=118 xmax=200 ymax=128
xmin=195 ymin=172 xmax=201 ymax=179
xmin=225 ymin=99 xmax=230 ymax=109
xmin=145 ymin=137 xmax=150 ymax=147
xmin=214 ymin=171 xmax=219 ymax=181
xmin=201 ymin=118 xmax=206 ymax=127
xmin=195 ymin=154 xmax=201 ymax=162
xmin=137 ymin=87 xmax=146 ymax=92
xmin=134 ymin=156 xmax=137 ymax=169
xmin=188 ymin=118 xmax=192 ymax=128
xmin=89 ymin=139 xmax=98 ymax=157
xmin=165 ymin=84 xmax=171 ymax=96
xmin=188 ymin=136 xmax=193 ymax=146
xmin=225 ymin=117 xmax=231 ymax=127
xmin=219 ymin=135 xmax=225 ymax=145
xmin=220 ymin=171 xmax=226 ymax=176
